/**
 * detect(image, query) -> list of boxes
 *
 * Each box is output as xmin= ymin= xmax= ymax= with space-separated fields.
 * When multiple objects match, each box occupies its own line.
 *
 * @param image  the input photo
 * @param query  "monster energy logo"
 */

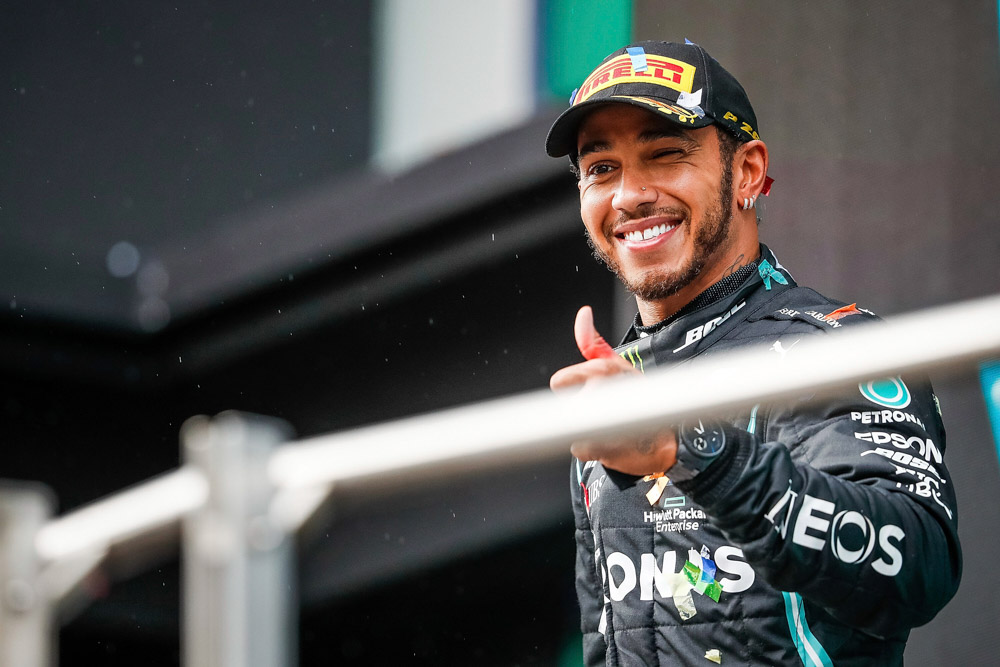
xmin=619 ymin=345 xmax=644 ymax=372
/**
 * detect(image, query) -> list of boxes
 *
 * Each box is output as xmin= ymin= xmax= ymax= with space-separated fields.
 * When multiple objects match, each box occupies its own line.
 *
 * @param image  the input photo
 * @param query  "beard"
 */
xmin=587 ymin=160 xmax=735 ymax=302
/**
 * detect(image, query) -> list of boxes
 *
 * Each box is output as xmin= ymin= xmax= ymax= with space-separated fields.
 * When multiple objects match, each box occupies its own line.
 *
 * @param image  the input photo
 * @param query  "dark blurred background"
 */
xmin=2 ymin=1 xmax=999 ymax=664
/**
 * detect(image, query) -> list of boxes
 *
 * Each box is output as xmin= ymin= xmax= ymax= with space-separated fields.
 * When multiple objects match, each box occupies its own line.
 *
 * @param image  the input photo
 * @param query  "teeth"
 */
xmin=624 ymin=223 xmax=676 ymax=242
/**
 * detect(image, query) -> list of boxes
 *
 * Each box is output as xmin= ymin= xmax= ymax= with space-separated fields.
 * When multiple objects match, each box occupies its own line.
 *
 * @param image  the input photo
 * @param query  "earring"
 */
xmin=641 ymin=186 xmax=647 ymax=191
xmin=742 ymin=195 xmax=757 ymax=210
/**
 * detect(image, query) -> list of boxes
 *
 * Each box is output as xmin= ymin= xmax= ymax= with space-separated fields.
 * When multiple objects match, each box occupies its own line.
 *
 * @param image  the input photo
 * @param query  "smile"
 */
xmin=621 ymin=223 xmax=679 ymax=242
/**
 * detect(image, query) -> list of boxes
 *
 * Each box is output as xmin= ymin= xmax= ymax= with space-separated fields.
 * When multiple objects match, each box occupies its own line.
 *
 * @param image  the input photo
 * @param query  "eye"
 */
xmin=653 ymin=148 xmax=683 ymax=159
xmin=585 ymin=162 xmax=615 ymax=178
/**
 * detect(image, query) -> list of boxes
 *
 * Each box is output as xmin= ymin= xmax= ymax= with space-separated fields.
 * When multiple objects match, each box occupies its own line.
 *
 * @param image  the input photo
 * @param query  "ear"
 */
xmin=735 ymin=140 xmax=769 ymax=203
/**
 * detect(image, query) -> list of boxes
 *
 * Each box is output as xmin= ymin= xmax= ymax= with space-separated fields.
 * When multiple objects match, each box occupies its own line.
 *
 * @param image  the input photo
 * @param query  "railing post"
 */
xmin=0 ymin=481 xmax=56 ymax=667
xmin=181 ymin=412 xmax=295 ymax=667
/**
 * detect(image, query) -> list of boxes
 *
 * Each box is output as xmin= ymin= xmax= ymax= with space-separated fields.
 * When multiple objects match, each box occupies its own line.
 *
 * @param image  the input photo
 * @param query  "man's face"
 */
xmin=576 ymin=104 xmax=736 ymax=303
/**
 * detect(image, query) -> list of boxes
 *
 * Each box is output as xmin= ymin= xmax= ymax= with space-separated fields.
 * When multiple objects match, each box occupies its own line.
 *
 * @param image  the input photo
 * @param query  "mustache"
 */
xmin=607 ymin=204 xmax=688 ymax=237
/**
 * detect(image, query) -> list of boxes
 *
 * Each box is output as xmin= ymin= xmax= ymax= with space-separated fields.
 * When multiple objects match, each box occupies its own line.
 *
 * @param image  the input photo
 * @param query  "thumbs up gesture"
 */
xmin=550 ymin=306 xmax=636 ymax=391
xmin=549 ymin=306 xmax=677 ymax=475
xmin=574 ymin=304 xmax=617 ymax=361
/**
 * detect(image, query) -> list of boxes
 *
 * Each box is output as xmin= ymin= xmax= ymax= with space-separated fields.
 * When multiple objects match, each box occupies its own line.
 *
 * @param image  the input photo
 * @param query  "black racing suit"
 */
xmin=572 ymin=244 xmax=961 ymax=666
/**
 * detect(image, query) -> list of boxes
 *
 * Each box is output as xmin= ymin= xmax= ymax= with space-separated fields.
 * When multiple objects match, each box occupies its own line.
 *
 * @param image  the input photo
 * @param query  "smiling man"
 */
xmin=546 ymin=41 xmax=960 ymax=666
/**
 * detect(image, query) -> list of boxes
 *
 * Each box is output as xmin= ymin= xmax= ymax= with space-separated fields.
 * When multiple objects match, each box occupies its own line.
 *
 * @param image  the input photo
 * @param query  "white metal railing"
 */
xmin=3 ymin=292 xmax=1000 ymax=665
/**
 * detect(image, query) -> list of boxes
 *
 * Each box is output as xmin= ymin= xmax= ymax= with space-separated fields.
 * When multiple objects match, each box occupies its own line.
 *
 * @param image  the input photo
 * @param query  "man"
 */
xmin=546 ymin=41 xmax=960 ymax=666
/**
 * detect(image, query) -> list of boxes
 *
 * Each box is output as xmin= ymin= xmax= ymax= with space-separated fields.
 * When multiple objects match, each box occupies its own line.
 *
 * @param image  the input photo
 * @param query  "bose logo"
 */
xmin=673 ymin=301 xmax=746 ymax=353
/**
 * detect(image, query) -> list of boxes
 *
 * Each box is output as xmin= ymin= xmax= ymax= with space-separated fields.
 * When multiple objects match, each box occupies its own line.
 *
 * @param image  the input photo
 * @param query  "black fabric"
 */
xmin=626 ymin=259 xmax=759 ymax=342
xmin=572 ymin=243 xmax=961 ymax=666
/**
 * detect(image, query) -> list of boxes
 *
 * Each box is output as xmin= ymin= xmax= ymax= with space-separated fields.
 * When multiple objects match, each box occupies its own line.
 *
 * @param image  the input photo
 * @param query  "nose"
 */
xmin=611 ymin=166 xmax=656 ymax=214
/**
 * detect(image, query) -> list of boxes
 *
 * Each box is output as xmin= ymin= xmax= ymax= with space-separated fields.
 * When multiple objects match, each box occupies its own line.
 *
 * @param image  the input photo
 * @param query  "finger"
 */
xmin=550 ymin=357 xmax=632 ymax=391
xmin=574 ymin=305 xmax=616 ymax=360
xmin=549 ymin=361 xmax=601 ymax=391
xmin=570 ymin=438 xmax=629 ymax=466
xmin=570 ymin=440 xmax=596 ymax=461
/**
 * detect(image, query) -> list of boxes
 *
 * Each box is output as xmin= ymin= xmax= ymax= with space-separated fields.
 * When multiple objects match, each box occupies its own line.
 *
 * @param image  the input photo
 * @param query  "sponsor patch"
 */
xmin=860 ymin=377 xmax=911 ymax=409
xmin=854 ymin=431 xmax=941 ymax=464
xmin=826 ymin=303 xmax=874 ymax=320
xmin=644 ymin=506 xmax=706 ymax=533
xmin=850 ymin=409 xmax=925 ymax=430
xmin=769 ymin=338 xmax=800 ymax=360
xmin=619 ymin=344 xmax=645 ymax=372
xmin=803 ymin=310 xmax=842 ymax=328
xmin=757 ymin=305 xmax=858 ymax=330
xmin=859 ymin=447 xmax=943 ymax=480
xmin=602 ymin=544 xmax=755 ymax=611
xmin=721 ymin=111 xmax=761 ymax=141
xmin=575 ymin=54 xmax=696 ymax=104
xmin=764 ymin=486 xmax=906 ymax=576
xmin=674 ymin=301 xmax=746 ymax=353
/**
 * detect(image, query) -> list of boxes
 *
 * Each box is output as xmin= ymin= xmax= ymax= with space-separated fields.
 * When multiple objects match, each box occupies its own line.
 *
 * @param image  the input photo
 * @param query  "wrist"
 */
xmin=673 ymin=425 xmax=753 ymax=509
xmin=668 ymin=419 xmax=729 ymax=483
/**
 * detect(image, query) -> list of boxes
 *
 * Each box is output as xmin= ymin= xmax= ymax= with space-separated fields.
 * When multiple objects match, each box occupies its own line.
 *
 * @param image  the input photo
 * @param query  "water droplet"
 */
xmin=107 ymin=242 xmax=141 ymax=278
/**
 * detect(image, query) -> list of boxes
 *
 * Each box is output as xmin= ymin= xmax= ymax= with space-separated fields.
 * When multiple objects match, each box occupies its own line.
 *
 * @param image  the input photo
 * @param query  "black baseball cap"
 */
xmin=545 ymin=40 xmax=760 ymax=158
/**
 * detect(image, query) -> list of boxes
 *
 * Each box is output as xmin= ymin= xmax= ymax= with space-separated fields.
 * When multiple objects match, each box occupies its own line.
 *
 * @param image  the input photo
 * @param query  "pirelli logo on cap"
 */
xmin=574 ymin=54 xmax=696 ymax=105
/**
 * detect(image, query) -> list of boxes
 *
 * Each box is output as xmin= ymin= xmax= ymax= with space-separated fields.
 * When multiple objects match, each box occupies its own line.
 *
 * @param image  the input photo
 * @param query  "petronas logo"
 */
xmin=859 ymin=377 xmax=911 ymax=409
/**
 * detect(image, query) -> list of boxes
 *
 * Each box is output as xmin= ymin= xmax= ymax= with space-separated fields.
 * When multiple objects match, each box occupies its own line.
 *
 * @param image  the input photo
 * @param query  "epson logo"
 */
xmin=854 ymin=431 xmax=942 ymax=464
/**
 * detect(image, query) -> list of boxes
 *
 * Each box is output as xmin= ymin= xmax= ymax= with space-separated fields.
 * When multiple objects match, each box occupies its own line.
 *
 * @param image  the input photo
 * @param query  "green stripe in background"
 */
xmin=540 ymin=0 xmax=632 ymax=100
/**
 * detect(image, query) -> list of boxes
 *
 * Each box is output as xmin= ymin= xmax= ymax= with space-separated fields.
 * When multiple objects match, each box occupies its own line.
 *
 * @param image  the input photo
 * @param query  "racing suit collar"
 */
xmin=621 ymin=244 xmax=791 ymax=345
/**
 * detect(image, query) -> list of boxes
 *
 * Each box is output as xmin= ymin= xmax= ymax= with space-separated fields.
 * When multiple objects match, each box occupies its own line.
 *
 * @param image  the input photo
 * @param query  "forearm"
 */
xmin=677 ymin=426 xmax=960 ymax=636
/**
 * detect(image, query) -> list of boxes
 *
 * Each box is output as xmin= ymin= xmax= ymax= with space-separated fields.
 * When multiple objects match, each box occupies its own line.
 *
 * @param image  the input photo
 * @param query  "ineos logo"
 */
xmin=829 ymin=511 xmax=876 ymax=564
xmin=771 ymin=491 xmax=906 ymax=576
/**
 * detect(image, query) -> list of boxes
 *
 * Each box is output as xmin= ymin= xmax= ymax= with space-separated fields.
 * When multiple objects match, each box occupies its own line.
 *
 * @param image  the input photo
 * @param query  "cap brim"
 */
xmin=544 ymin=95 xmax=715 ymax=158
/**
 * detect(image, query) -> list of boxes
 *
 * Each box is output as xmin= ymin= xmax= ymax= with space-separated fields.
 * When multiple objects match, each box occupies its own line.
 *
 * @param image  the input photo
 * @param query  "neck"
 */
xmin=635 ymin=241 xmax=761 ymax=326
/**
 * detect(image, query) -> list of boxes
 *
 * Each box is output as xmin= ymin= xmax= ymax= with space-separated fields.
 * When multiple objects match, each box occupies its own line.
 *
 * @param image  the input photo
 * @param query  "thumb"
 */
xmin=574 ymin=305 xmax=616 ymax=360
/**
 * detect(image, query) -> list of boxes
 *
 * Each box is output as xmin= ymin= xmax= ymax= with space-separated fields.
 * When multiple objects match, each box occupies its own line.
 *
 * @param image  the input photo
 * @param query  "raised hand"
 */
xmin=550 ymin=306 xmax=677 ymax=475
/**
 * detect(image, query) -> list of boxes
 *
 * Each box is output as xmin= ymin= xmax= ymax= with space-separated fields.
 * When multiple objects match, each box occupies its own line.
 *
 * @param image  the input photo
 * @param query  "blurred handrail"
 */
xmin=269 ymin=293 xmax=1000 ymax=491
xmin=30 ymin=293 xmax=1000 ymax=569
xmin=34 ymin=467 xmax=207 ymax=565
